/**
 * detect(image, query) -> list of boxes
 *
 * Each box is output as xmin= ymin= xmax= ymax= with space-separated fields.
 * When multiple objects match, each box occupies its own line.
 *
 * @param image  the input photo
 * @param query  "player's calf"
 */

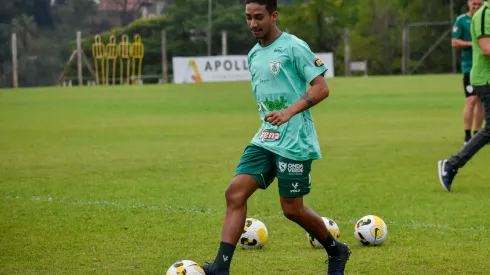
xmin=203 ymin=175 xmax=259 ymax=274
xmin=280 ymin=197 xmax=345 ymax=256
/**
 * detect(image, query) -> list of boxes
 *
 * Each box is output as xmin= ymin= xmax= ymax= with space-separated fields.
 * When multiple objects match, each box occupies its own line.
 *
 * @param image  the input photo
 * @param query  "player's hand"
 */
xmin=264 ymin=109 xmax=293 ymax=126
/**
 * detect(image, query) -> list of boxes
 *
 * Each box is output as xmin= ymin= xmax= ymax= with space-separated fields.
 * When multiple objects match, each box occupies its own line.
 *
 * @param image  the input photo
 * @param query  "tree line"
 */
xmin=0 ymin=0 xmax=473 ymax=87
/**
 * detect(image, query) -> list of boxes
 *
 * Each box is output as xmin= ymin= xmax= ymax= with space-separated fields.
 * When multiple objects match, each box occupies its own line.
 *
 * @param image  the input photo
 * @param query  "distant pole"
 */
xmin=450 ymin=0 xmax=456 ymax=73
xmin=11 ymin=33 xmax=18 ymax=88
xmin=207 ymin=0 xmax=212 ymax=56
xmin=344 ymin=28 xmax=351 ymax=77
xmin=161 ymin=30 xmax=168 ymax=83
xmin=76 ymin=31 xmax=83 ymax=86
xmin=402 ymin=25 xmax=407 ymax=74
xmin=222 ymin=31 xmax=227 ymax=56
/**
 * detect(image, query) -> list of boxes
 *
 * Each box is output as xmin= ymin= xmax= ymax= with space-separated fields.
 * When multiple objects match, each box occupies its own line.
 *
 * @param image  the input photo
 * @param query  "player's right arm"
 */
xmin=452 ymin=18 xmax=472 ymax=48
xmin=452 ymin=38 xmax=472 ymax=48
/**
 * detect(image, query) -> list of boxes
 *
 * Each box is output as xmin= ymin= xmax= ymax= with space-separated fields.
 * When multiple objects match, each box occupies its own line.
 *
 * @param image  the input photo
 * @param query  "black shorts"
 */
xmin=463 ymin=72 xmax=476 ymax=97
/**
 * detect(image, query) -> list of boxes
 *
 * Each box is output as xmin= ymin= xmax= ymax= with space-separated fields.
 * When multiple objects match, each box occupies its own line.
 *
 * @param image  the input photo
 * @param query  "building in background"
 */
xmin=97 ymin=0 xmax=168 ymax=26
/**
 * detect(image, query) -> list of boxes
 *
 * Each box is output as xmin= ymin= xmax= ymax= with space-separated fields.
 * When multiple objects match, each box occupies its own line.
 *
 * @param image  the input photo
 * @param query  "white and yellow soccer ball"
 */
xmin=238 ymin=218 xmax=268 ymax=249
xmin=166 ymin=260 xmax=205 ymax=275
xmin=354 ymin=215 xmax=388 ymax=246
xmin=307 ymin=217 xmax=341 ymax=248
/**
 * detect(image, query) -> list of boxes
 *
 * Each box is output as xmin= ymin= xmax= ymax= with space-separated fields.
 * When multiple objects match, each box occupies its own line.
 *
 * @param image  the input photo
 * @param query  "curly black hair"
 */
xmin=244 ymin=0 xmax=277 ymax=14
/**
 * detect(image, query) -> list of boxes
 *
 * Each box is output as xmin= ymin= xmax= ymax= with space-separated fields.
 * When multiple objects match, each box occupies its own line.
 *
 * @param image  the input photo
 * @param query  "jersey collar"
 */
xmin=259 ymin=32 xmax=284 ymax=48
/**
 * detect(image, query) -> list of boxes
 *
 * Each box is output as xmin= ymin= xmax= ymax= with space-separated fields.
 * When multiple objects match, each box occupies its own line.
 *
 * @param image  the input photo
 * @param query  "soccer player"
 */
xmin=438 ymin=0 xmax=490 ymax=191
xmin=452 ymin=0 xmax=484 ymax=145
xmin=201 ymin=0 xmax=351 ymax=275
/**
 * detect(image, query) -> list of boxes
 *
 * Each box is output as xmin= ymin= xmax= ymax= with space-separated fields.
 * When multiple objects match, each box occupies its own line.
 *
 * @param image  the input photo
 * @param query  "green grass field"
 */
xmin=1 ymin=74 xmax=489 ymax=275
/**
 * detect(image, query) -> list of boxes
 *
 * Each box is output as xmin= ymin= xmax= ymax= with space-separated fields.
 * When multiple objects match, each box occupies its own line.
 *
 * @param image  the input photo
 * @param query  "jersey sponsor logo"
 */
xmin=287 ymin=163 xmax=303 ymax=175
xmin=314 ymin=58 xmax=324 ymax=67
xmin=277 ymin=162 xmax=304 ymax=175
xmin=259 ymin=129 xmax=281 ymax=141
xmin=269 ymin=60 xmax=281 ymax=76
xmin=259 ymin=78 xmax=269 ymax=84
xmin=290 ymin=182 xmax=301 ymax=193
xmin=466 ymin=85 xmax=474 ymax=93
xmin=258 ymin=96 xmax=288 ymax=112
xmin=273 ymin=47 xmax=284 ymax=53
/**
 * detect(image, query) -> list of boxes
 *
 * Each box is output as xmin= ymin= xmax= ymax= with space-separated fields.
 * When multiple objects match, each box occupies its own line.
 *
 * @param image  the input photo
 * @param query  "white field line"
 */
xmin=3 ymin=194 xmax=490 ymax=232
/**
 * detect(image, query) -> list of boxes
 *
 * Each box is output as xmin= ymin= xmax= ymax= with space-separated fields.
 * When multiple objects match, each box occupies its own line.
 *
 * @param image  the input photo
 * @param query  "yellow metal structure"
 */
xmin=90 ymin=34 xmax=144 ymax=86
xmin=91 ymin=35 xmax=105 ymax=85
xmin=118 ymin=35 xmax=131 ymax=85
xmin=105 ymin=35 xmax=118 ymax=85
xmin=130 ymin=34 xmax=144 ymax=85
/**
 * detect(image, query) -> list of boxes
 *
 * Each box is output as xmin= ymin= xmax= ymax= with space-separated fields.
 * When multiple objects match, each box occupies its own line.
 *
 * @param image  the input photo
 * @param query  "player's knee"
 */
xmin=466 ymin=96 xmax=478 ymax=106
xmin=225 ymin=184 xmax=244 ymax=207
xmin=225 ymin=178 xmax=252 ymax=207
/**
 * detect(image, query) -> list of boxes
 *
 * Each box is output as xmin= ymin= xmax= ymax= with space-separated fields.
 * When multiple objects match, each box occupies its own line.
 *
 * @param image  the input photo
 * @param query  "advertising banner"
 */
xmin=172 ymin=53 xmax=334 ymax=84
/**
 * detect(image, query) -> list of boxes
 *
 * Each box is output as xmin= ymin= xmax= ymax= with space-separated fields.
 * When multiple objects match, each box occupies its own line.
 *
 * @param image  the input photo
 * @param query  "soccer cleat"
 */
xmin=326 ymin=242 xmax=351 ymax=275
xmin=201 ymin=262 xmax=229 ymax=275
xmin=201 ymin=262 xmax=216 ymax=275
xmin=437 ymin=159 xmax=458 ymax=192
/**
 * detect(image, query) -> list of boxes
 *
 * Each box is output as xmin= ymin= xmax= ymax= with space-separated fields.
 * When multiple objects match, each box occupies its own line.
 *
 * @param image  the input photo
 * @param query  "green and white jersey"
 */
xmin=452 ymin=13 xmax=473 ymax=73
xmin=247 ymin=32 xmax=328 ymax=161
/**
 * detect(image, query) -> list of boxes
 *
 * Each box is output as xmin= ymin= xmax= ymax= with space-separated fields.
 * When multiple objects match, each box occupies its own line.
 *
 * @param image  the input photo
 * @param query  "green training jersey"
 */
xmin=247 ymin=32 xmax=327 ymax=161
xmin=452 ymin=13 xmax=473 ymax=73
xmin=470 ymin=2 xmax=490 ymax=86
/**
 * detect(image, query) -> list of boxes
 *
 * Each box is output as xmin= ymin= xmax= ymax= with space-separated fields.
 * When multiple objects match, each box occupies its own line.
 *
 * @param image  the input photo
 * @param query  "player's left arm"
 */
xmin=287 ymin=76 xmax=329 ymax=115
xmin=264 ymin=41 xmax=329 ymax=126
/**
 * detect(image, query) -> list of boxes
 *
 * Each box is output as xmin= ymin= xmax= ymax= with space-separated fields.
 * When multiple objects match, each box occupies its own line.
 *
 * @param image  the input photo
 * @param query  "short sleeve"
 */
xmin=452 ymin=18 xmax=463 ymax=39
xmin=474 ymin=7 xmax=490 ymax=38
xmin=247 ymin=52 xmax=253 ymax=72
xmin=291 ymin=39 xmax=328 ymax=84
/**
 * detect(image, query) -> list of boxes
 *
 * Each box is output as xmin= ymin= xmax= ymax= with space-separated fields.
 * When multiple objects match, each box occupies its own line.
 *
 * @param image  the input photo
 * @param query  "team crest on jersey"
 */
xmin=314 ymin=58 xmax=324 ymax=67
xmin=278 ymin=161 xmax=287 ymax=172
xmin=452 ymin=26 xmax=458 ymax=32
xmin=269 ymin=61 xmax=281 ymax=76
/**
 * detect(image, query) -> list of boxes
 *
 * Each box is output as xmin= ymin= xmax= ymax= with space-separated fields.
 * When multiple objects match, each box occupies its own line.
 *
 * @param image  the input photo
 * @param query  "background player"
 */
xmin=439 ymin=0 xmax=490 ymax=190
xmin=452 ymin=0 xmax=484 ymax=144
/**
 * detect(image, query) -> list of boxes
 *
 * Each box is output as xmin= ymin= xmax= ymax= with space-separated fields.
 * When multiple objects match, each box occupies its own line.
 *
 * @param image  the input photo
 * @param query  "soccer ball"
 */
xmin=166 ymin=260 xmax=205 ymax=275
xmin=307 ymin=217 xmax=341 ymax=248
xmin=238 ymin=218 xmax=268 ymax=249
xmin=354 ymin=215 xmax=388 ymax=246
